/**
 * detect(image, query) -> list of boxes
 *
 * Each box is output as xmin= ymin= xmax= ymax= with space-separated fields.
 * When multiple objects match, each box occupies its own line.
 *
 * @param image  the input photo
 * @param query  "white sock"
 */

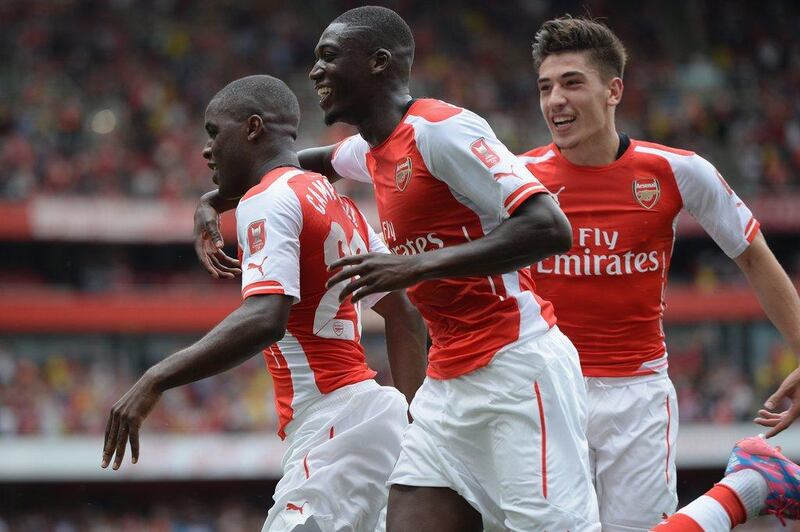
xmin=719 ymin=469 xmax=769 ymax=519
xmin=676 ymin=495 xmax=732 ymax=532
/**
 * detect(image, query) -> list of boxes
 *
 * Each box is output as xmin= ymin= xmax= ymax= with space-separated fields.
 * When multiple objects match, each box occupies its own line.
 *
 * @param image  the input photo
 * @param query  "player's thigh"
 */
xmin=486 ymin=351 xmax=597 ymax=531
xmin=267 ymin=386 xmax=408 ymax=531
xmin=386 ymin=484 xmax=482 ymax=532
xmin=590 ymin=376 xmax=678 ymax=531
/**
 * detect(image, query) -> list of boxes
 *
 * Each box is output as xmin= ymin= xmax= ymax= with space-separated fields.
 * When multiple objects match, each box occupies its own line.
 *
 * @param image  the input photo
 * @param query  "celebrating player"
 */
xmin=102 ymin=75 xmax=427 ymax=532
xmin=195 ymin=6 xmax=599 ymax=532
xmin=518 ymin=16 xmax=800 ymax=530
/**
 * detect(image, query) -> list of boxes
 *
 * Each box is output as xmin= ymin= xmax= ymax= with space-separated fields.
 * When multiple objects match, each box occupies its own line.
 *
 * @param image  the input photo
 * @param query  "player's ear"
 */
xmin=370 ymin=48 xmax=392 ymax=75
xmin=246 ymin=115 xmax=265 ymax=141
xmin=607 ymin=77 xmax=623 ymax=107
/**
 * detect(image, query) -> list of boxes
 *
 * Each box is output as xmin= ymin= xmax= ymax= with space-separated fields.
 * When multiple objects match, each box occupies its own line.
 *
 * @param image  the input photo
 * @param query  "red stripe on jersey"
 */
xmin=263 ymin=342 xmax=294 ymax=439
xmin=329 ymin=426 xmax=335 ymax=439
xmin=408 ymin=98 xmax=463 ymax=122
xmin=532 ymin=291 xmax=557 ymax=328
xmin=504 ymin=183 xmax=547 ymax=214
xmin=534 ymin=380 xmax=547 ymax=500
xmin=303 ymin=453 xmax=310 ymax=479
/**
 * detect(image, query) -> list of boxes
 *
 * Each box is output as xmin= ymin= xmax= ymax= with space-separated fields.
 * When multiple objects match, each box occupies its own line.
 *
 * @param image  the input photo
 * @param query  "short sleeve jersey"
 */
xmin=519 ymin=141 xmax=759 ymax=377
xmin=332 ymin=98 xmax=555 ymax=379
xmin=236 ymin=166 xmax=387 ymax=438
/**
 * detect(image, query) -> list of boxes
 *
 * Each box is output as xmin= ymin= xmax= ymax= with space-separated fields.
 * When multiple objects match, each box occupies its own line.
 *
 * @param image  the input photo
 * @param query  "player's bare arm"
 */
xmin=194 ymin=146 xmax=341 ymax=278
xmin=298 ymin=144 xmax=343 ymax=183
xmin=327 ymin=193 xmax=571 ymax=303
xmin=371 ymin=290 xmax=427 ymax=406
xmin=733 ymin=232 xmax=800 ymax=436
xmin=101 ymin=294 xmax=292 ymax=470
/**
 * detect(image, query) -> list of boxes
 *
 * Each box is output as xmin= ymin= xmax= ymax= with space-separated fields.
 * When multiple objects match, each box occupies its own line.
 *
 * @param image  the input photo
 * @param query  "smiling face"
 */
xmin=309 ymin=23 xmax=373 ymax=126
xmin=202 ymin=99 xmax=252 ymax=200
xmin=537 ymin=51 xmax=623 ymax=154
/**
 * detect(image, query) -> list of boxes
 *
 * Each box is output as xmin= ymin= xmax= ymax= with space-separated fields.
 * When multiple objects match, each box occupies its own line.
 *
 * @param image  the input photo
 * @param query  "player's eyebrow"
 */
xmin=538 ymin=71 xmax=585 ymax=83
xmin=204 ymin=121 xmax=217 ymax=134
xmin=315 ymin=42 xmax=340 ymax=57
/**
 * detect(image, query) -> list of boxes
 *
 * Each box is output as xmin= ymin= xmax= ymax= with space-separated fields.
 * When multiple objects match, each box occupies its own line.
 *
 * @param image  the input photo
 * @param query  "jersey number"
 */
xmin=313 ymin=222 xmax=367 ymax=340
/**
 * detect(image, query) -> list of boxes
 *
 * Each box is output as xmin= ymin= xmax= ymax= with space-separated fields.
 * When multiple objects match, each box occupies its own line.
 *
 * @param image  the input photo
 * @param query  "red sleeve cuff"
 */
xmin=242 ymin=280 xmax=285 ymax=299
xmin=744 ymin=217 xmax=760 ymax=243
xmin=504 ymin=182 xmax=549 ymax=216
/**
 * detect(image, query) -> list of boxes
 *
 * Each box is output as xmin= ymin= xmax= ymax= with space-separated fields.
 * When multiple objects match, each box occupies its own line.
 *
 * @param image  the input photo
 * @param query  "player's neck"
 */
xmin=252 ymin=148 xmax=301 ymax=182
xmin=560 ymin=125 xmax=620 ymax=167
xmin=357 ymin=90 xmax=413 ymax=147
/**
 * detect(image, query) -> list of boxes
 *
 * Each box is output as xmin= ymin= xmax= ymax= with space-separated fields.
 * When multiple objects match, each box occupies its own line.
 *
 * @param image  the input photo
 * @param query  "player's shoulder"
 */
xmin=405 ymin=98 xmax=493 ymax=146
xmin=239 ymin=167 xmax=322 ymax=210
xmin=631 ymin=139 xmax=696 ymax=160
xmin=630 ymin=139 xmax=715 ymax=177
xmin=407 ymin=98 xmax=465 ymax=123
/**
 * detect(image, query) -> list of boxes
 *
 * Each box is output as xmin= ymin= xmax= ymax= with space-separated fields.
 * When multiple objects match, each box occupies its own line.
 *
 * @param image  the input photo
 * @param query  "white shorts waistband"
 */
xmin=287 ymin=379 xmax=381 ymax=436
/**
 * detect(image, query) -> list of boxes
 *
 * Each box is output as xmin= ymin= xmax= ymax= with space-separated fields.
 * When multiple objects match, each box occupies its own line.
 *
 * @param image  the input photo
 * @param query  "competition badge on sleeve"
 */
xmin=633 ymin=178 xmax=661 ymax=209
xmin=470 ymin=138 xmax=501 ymax=168
xmin=247 ymin=219 xmax=266 ymax=254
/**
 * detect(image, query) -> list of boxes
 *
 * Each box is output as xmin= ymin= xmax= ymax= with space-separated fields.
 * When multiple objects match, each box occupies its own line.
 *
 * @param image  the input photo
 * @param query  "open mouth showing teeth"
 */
xmin=553 ymin=117 xmax=576 ymax=128
xmin=317 ymin=87 xmax=332 ymax=103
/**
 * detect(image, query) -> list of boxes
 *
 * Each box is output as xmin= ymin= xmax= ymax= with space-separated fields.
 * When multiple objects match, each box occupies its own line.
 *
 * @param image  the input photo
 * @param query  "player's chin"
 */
xmin=322 ymin=107 xmax=342 ymax=126
xmin=553 ymin=131 xmax=581 ymax=150
xmin=217 ymin=184 xmax=242 ymax=201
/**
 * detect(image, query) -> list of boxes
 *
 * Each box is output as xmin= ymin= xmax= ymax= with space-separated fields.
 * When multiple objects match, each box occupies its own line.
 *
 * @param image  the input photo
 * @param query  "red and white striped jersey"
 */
xmin=519 ymin=140 xmax=759 ymax=377
xmin=331 ymin=98 xmax=555 ymax=380
xmin=236 ymin=166 xmax=387 ymax=438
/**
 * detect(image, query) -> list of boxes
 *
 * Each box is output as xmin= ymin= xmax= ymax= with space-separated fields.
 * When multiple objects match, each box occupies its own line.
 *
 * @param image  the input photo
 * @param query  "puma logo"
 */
xmin=552 ymin=185 xmax=566 ymax=205
xmin=246 ymin=256 xmax=268 ymax=276
xmin=286 ymin=502 xmax=307 ymax=514
xmin=494 ymin=172 xmax=518 ymax=181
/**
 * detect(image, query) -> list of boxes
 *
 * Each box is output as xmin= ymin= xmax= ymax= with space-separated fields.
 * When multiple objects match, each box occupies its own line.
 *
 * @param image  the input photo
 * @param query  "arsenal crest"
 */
xmin=333 ymin=320 xmax=344 ymax=336
xmin=633 ymin=178 xmax=661 ymax=209
xmin=247 ymin=219 xmax=266 ymax=254
xmin=395 ymin=157 xmax=412 ymax=191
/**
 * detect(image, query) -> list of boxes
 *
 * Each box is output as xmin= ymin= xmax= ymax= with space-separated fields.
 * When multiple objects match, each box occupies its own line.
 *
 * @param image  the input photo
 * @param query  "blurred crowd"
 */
xmin=0 ymin=331 xmax=791 ymax=437
xmin=2 ymin=0 xmax=800 ymax=202
xmin=0 ymin=346 xmax=276 ymax=436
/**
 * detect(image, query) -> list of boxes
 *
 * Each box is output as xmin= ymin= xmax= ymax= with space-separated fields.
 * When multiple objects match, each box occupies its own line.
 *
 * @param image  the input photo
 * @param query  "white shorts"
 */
xmin=388 ymin=326 xmax=600 ymax=532
xmin=585 ymin=373 xmax=679 ymax=531
xmin=263 ymin=380 xmax=408 ymax=532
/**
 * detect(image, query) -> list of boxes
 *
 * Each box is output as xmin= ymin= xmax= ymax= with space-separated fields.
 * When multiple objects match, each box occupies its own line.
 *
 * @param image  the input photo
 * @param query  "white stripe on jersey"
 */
xmin=517 ymin=150 xmax=557 ymax=166
xmin=280 ymin=330 xmax=323 ymax=419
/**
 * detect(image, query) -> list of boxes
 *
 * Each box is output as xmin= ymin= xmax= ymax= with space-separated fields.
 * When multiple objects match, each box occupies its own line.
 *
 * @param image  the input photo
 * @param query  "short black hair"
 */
xmin=332 ymin=6 xmax=414 ymax=82
xmin=210 ymin=75 xmax=300 ymax=139
xmin=532 ymin=16 xmax=627 ymax=80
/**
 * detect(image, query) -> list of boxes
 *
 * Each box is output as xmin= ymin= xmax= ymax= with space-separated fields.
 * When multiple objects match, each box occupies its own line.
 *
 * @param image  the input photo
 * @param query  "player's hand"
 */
xmin=754 ymin=366 xmax=800 ymax=438
xmin=194 ymin=199 xmax=240 ymax=279
xmin=101 ymin=374 xmax=162 ymax=470
xmin=326 ymin=253 xmax=423 ymax=303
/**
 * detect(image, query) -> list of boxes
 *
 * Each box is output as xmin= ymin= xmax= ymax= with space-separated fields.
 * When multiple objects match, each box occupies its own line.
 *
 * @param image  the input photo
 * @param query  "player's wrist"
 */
xmin=141 ymin=366 xmax=168 ymax=393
